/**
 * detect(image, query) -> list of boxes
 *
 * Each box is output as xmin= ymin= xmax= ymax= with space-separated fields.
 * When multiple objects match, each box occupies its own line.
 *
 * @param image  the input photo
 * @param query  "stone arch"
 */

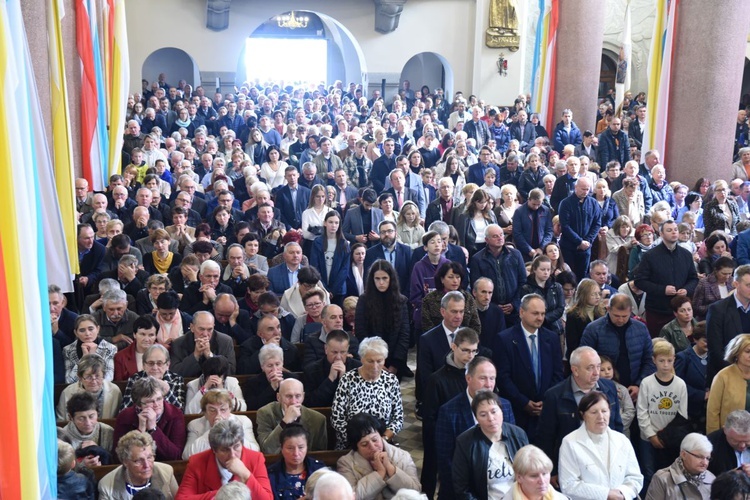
xmin=142 ymin=47 xmax=200 ymax=88
xmin=235 ymin=11 xmax=368 ymax=89
xmin=399 ymin=52 xmax=454 ymax=101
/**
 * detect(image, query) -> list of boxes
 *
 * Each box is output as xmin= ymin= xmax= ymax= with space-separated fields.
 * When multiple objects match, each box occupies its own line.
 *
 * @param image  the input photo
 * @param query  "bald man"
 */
xmin=255 ymin=378 xmax=328 ymax=454
xmin=558 ymin=176 xmax=601 ymax=281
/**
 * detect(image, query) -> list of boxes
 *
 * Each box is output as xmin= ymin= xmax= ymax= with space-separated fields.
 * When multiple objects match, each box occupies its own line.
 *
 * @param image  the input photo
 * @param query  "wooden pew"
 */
xmin=88 ymin=449 xmax=349 ymax=484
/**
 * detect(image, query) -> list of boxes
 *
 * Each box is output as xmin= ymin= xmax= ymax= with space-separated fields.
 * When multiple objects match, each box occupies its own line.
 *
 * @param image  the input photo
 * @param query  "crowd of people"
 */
xmin=53 ymin=74 xmax=750 ymax=499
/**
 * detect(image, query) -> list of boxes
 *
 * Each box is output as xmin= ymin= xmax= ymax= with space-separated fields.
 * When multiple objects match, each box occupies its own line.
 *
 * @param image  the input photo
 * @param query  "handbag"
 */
xmin=308 ymin=225 xmax=323 ymax=236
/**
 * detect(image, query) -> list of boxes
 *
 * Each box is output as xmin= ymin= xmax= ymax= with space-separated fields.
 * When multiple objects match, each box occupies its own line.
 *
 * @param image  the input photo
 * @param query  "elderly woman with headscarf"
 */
xmin=331 ymin=337 xmax=404 ymax=449
xmin=97 ymin=430 xmax=179 ymax=498
xmin=57 ymin=353 xmax=122 ymax=420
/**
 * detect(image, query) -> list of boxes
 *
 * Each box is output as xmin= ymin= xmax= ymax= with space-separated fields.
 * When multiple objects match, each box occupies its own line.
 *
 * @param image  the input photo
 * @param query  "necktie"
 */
xmin=530 ymin=334 xmax=541 ymax=391
xmin=327 ymin=157 xmax=332 ymax=172
xmin=450 ymin=332 xmax=455 ymax=345
xmin=397 ymin=191 xmax=404 ymax=209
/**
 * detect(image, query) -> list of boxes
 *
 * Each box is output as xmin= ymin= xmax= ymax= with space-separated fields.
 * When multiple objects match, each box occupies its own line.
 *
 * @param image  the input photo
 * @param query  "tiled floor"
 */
xmin=396 ymin=347 xmax=424 ymax=471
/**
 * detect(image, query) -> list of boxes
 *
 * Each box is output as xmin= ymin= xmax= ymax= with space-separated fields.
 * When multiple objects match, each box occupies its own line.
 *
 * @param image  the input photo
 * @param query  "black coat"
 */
xmin=302 ymin=357 xmax=361 ymax=407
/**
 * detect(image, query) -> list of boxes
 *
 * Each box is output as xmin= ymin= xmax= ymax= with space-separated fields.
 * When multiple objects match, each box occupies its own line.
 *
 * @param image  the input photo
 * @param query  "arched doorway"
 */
xmin=235 ymin=11 xmax=367 ymax=90
xmin=400 ymin=52 xmax=454 ymax=100
xmin=142 ymin=48 xmax=200 ymax=88
xmin=599 ymin=52 xmax=617 ymax=99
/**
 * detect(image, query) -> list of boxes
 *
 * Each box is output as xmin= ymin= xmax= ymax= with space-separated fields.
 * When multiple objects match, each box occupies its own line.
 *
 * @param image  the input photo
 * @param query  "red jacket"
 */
xmin=176 ymin=447 xmax=273 ymax=500
xmin=113 ymin=342 xmax=139 ymax=381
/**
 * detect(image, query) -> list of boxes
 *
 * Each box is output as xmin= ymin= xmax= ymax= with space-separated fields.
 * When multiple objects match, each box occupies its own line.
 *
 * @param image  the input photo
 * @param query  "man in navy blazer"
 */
xmin=493 ymin=294 xmax=564 ymax=440
xmin=342 ymin=189 xmax=384 ymax=246
xmin=417 ymin=291 xmax=466 ymax=405
xmin=364 ymin=220 xmax=413 ymax=293
xmin=383 ymin=168 xmax=422 ymax=214
xmin=558 ymin=175 xmax=601 ymax=283
xmin=434 ymin=357 xmax=515 ymax=500
xmin=77 ymin=224 xmax=106 ymax=295
xmin=273 ymin=167 xmax=310 ymax=230
xmin=512 ymin=188 xmax=554 ymax=262
xmin=466 ymin=147 xmax=500 ymax=186
xmin=266 ymin=243 xmax=304 ymax=295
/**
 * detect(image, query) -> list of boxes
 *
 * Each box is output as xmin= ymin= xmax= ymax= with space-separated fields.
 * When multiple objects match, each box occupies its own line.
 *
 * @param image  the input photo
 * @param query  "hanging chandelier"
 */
xmin=276 ymin=11 xmax=309 ymax=29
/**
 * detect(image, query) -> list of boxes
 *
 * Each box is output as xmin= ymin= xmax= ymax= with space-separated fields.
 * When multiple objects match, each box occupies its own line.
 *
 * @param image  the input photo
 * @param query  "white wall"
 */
xmin=125 ymin=0 xmax=474 ymax=97
xmin=142 ymin=48 xmax=200 ymax=88
xmin=401 ymin=53 xmax=446 ymax=96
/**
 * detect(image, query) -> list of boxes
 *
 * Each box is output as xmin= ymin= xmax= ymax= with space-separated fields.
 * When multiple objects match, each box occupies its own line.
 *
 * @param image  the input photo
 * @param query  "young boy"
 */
xmin=57 ymin=440 xmax=96 ymax=500
xmin=637 ymin=339 xmax=688 ymax=490
xmin=125 ymin=147 xmax=148 ymax=183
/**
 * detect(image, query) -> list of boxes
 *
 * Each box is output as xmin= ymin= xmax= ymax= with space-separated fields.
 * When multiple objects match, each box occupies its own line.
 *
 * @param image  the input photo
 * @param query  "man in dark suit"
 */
xmin=708 ymin=410 xmax=750 ymax=477
xmin=77 ymin=224 xmax=106 ymax=295
xmin=512 ymin=188 xmax=554 ymax=262
xmin=332 ymin=168 xmax=358 ymax=210
xmin=421 ymin=328 xmax=482 ymax=498
xmin=369 ymin=138 xmax=396 ymax=193
xmin=537 ymin=346 xmax=622 ymax=476
xmin=180 ymin=260 xmax=233 ymax=315
xmin=417 ymin=291 xmax=466 ymax=404
xmin=274 ymin=167 xmax=311 ymax=230
xmin=170 ymin=311 xmax=237 ymax=377
xmin=509 ymin=110 xmax=537 ymax=152
xmin=342 ymin=189 xmax=384 ymax=246
xmin=466 ymin=146 xmax=499 ymax=186
xmin=706 ymin=265 xmax=750 ymax=386
xmin=558 ymin=176 xmax=601 ymax=282
xmin=383 ymin=168 xmax=420 ymax=213
xmin=364 ymin=220 xmax=413 ymax=294
xmin=212 ymin=293 xmax=254 ymax=344
xmin=472 ymin=277 xmax=506 ymax=349
xmin=237 ymin=314 xmax=300 ymax=375
xmin=425 ymin=177 xmax=455 ymax=229
xmin=573 ymin=130 xmax=598 ymax=161
xmin=435 ymin=357 xmax=515 ymax=500
xmin=494 ymin=294 xmax=564 ymax=440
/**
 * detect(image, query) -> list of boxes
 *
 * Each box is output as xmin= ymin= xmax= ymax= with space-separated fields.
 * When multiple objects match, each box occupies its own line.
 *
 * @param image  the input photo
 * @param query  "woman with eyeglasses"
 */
xmin=113 ymin=376 xmax=187 ymax=461
xmin=704 ymin=179 xmax=740 ymax=237
xmin=120 ymin=344 xmax=185 ymax=411
xmin=57 ymin=354 xmax=122 ymax=420
xmin=644 ymin=433 xmax=715 ymax=499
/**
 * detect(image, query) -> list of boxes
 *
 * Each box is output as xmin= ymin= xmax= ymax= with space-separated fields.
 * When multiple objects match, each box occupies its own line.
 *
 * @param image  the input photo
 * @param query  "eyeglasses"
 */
xmin=305 ymin=302 xmax=324 ymax=308
xmin=129 ymin=455 xmax=155 ymax=467
xmin=82 ymin=374 xmax=103 ymax=382
xmin=458 ymin=348 xmax=479 ymax=355
xmin=139 ymin=396 xmax=164 ymax=407
xmin=684 ymin=450 xmax=711 ymax=462
xmin=145 ymin=360 xmax=167 ymax=368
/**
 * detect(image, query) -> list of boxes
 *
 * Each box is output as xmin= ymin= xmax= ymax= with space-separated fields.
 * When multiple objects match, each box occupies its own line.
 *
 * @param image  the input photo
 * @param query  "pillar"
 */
xmin=665 ymin=1 xmax=750 ymax=186
xmin=551 ymin=0 xmax=606 ymax=134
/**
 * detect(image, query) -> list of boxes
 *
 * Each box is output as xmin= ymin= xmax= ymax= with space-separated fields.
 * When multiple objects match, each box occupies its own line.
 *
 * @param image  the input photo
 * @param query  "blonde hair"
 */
xmin=652 ymin=338 xmax=675 ymax=358
xmin=725 ymin=333 xmax=750 ymax=364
